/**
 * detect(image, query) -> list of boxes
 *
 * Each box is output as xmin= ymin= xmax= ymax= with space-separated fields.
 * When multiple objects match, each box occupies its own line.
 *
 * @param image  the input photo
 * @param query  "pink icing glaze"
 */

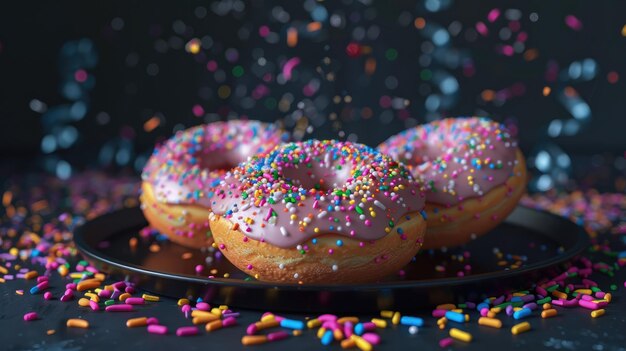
xmin=211 ymin=140 xmax=426 ymax=248
xmin=378 ymin=117 xmax=520 ymax=206
xmin=142 ymin=120 xmax=287 ymax=207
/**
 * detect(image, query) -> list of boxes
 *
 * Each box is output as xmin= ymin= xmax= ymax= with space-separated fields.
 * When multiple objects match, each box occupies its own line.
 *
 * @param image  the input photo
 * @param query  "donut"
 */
xmin=378 ymin=117 xmax=527 ymax=249
xmin=208 ymin=139 xmax=427 ymax=284
xmin=140 ymin=120 xmax=288 ymax=249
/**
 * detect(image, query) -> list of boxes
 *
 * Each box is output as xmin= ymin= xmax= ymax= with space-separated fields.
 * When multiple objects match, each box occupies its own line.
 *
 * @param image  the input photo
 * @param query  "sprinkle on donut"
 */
xmin=378 ymin=117 xmax=520 ymax=206
xmin=210 ymin=140 xmax=426 ymax=249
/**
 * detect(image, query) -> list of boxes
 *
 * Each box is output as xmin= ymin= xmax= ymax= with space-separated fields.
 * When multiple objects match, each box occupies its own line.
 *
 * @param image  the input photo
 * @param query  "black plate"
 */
xmin=74 ymin=206 xmax=589 ymax=313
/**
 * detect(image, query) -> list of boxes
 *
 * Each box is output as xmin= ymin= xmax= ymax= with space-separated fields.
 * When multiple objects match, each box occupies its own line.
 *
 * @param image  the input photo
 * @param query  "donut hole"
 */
xmin=199 ymin=148 xmax=251 ymax=172
xmin=280 ymin=154 xmax=353 ymax=194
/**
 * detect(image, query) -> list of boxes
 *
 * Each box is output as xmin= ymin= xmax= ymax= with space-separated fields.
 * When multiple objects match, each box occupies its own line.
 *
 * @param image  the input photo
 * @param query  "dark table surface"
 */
xmin=1 ymin=172 xmax=626 ymax=350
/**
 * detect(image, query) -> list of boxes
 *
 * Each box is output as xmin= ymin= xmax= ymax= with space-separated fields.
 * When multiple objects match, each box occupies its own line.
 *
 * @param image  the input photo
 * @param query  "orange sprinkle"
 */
xmin=287 ymin=27 xmax=298 ymax=47
xmin=481 ymin=89 xmax=496 ymax=102
xmin=129 ymin=237 xmax=138 ymax=249
xmin=542 ymin=86 xmax=551 ymax=96
xmin=149 ymin=243 xmax=160 ymax=253
xmin=143 ymin=116 xmax=160 ymax=132
xmin=307 ymin=22 xmax=322 ymax=32
xmin=523 ymin=48 xmax=539 ymax=61
xmin=414 ymin=17 xmax=426 ymax=29
xmin=365 ymin=58 xmax=377 ymax=75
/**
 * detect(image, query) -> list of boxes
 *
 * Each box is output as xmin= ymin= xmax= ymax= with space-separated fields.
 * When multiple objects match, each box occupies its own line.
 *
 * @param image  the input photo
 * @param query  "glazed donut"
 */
xmin=378 ymin=117 xmax=527 ymax=249
xmin=140 ymin=120 xmax=288 ymax=249
xmin=208 ymin=140 xmax=427 ymax=284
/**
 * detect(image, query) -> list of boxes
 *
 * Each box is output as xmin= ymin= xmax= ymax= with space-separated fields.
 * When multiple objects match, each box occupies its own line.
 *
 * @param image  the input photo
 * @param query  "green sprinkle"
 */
xmin=105 ymin=299 xmax=115 ymax=306
xmin=536 ymin=297 xmax=552 ymax=304
xmin=355 ymin=206 xmax=364 ymax=215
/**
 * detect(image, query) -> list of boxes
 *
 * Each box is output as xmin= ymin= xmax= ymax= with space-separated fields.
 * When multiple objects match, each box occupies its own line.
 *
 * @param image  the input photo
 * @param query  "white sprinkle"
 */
xmin=240 ymin=202 xmax=251 ymax=211
xmin=296 ymin=245 xmax=303 ymax=250
xmin=317 ymin=211 xmax=328 ymax=219
xmin=331 ymin=265 xmax=338 ymax=271
xmin=280 ymin=226 xmax=288 ymax=237
xmin=409 ymin=326 xmax=419 ymax=335
xmin=293 ymin=273 xmax=299 ymax=279
xmin=373 ymin=200 xmax=386 ymax=210
xmin=278 ymin=263 xmax=285 ymax=269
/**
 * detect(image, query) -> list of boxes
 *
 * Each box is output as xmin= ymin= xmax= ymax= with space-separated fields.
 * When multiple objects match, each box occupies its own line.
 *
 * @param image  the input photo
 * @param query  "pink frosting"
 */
xmin=210 ymin=140 xmax=426 ymax=248
xmin=142 ymin=120 xmax=288 ymax=207
xmin=378 ymin=117 xmax=520 ymax=206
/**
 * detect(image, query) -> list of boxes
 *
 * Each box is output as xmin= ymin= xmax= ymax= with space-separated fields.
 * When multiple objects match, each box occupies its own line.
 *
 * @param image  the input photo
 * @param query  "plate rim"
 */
xmin=74 ymin=205 xmax=589 ymax=292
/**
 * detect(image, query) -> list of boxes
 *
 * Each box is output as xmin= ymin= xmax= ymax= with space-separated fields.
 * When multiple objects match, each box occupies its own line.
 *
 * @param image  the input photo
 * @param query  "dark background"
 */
xmin=0 ymin=0 xmax=625 ymax=189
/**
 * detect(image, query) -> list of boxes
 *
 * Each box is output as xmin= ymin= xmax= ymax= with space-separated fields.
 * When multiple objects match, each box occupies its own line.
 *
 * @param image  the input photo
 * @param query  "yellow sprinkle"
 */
xmin=210 ymin=308 xmax=223 ymax=316
xmin=351 ymin=335 xmax=373 ymax=351
xmin=622 ymin=24 xmax=626 ymax=37
xmin=478 ymin=317 xmax=502 ymax=329
xmin=337 ymin=317 xmax=359 ymax=324
xmin=371 ymin=318 xmax=387 ymax=328
xmin=392 ymin=312 xmax=401 ymax=325
xmin=177 ymin=298 xmax=189 ymax=306
xmin=449 ymin=328 xmax=472 ymax=342
xmin=317 ymin=327 xmax=327 ymax=339
xmin=218 ymin=305 xmax=229 ymax=310
xmin=451 ymin=308 xmax=463 ymax=313
xmin=78 ymin=298 xmax=91 ymax=307
xmin=604 ymin=293 xmax=612 ymax=303
xmin=293 ymin=330 xmax=303 ymax=336
xmin=261 ymin=314 xmax=276 ymax=323
xmin=591 ymin=309 xmax=605 ymax=318
xmin=511 ymin=321 xmax=531 ymax=335
xmin=141 ymin=294 xmax=159 ymax=302
xmin=574 ymin=289 xmax=592 ymax=295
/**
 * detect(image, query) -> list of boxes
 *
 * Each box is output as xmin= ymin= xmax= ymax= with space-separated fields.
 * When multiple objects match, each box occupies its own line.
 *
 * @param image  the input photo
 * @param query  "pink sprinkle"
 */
xmin=176 ymin=326 xmax=199 ymax=337
xmin=282 ymin=57 xmax=301 ymax=81
xmin=318 ymin=314 xmax=338 ymax=322
xmin=475 ymin=22 xmax=489 ymax=36
xmin=487 ymin=8 xmax=500 ymax=22
xmin=125 ymin=297 xmax=145 ymax=305
xmin=196 ymin=302 xmax=210 ymax=311
xmin=267 ymin=331 xmax=290 ymax=342
xmin=191 ymin=104 xmax=204 ymax=117
xmin=222 ymin=316 xmax=237 ymax=327
xmin=502 ymin=45 xmax=514 ymax=56
xmin=246 ymin=324 xmax=258 ymax=335
xmin=565 ymin=15 xmax=582 ymax=31
xmin=89 ymin=300 xmax=100 ymax=311
xmin=75 ymin=69 xmax=88 ymax=83
xmin=44 ymin=291 xmax=53 ymax=300
xmin=344 ymin=321 xmax=354 ymax=338
xmin=362 ymin=333 xmax=381 ymax=345
xmin=147 ymin=317 xmax=159 ymax=325
xmin=105 ymin=304 xmax=134 ymax=312
xmin=439 ymin=337 xmax=454 ymax=348
xmin=23 ymin=312 xmax=38 ymax=321
xmin=147 ymin=324 xmax=168 ymax=335
xmin=194 ymin=265 xmax=203 ymax=274
xmin=432 ymin=309 xmax=447 ymax=318
xmin=578 ymin=299 xmax=599 ymax=310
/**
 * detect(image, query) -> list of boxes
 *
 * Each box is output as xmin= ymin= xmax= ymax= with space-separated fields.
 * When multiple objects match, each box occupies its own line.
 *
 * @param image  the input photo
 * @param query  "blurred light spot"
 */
xmin=56 ymin=160 xmax=72 ymax=180
xmin=536 ymin=174 xmax=554 ymax=191
xmin=547 ymin=119 xmax=563 ymax=137
xmin=311 ymin=6 xmax=328 ymax=22
xmin=607 ymin=71 xmax=619 ymax=84
xmin=557 ymin=154 xmax=571 ymax=168
xmin=425 ymin=94 xmax=440 ymax=111
xmin=535 ymin=151 xmax=551 ymax=172
xmin=571 ymin=101 xmax=590 ymax=120
xmin=57 ymin=126 xmax=78 ymax=148
xmin=41 ymin=135 xmax=57 ymax=153
xmin=111 ymin=17 xmax=124 ymax=31
xmin=29 ymin=99 xmax=47 ymax=113
xmin=432 ymin=29 xmax=450 ymax=46
xmin=439 ymin=76 xmax=458 ymax=94
xmin=542 ymin=86 xmax=551 ymax=96
xmin=70 ymin=101 xmax=87 ymax=120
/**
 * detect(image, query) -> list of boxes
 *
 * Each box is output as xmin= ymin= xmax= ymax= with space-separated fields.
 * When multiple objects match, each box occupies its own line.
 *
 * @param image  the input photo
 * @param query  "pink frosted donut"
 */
xmin=140 ymin=120 xmax=288 ymax=248
xmin=378 ymin=117 xmax=527 ymax=249
xmin=208 ymin=140 xmax=427 ymax=283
